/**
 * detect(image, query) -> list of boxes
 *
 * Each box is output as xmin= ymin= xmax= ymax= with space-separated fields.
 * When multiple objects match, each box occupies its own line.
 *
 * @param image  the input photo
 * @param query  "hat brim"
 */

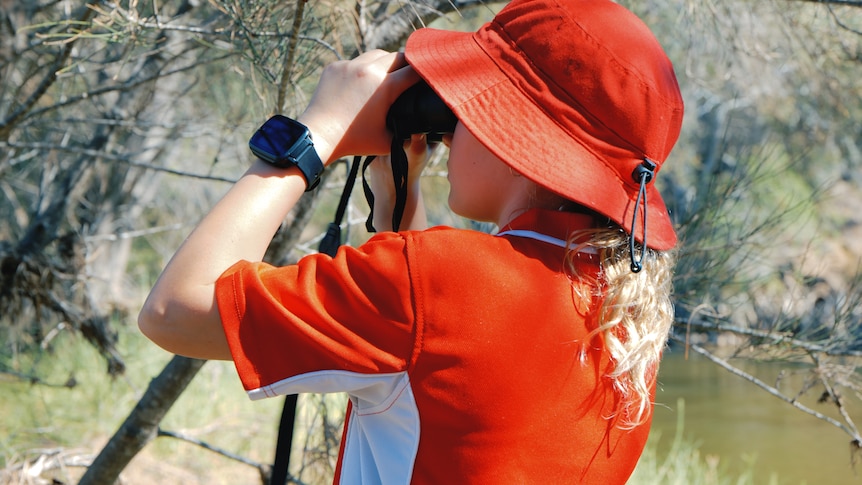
xmin=406 ymin=28 xmax=677 ymax=251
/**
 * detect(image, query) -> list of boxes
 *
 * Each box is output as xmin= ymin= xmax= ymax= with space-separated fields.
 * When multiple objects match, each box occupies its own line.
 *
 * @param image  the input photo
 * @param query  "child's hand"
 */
xmin=365 ymin=133 xmax=435 ymax=232
xmin=298 ymin=50 xmax=420 ymax=166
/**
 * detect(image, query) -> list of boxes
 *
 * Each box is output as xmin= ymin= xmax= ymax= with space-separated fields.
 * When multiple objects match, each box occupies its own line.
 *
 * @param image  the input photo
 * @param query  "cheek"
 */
xmin=446 ymin=158 xmax=469 ymax=205
xmin=446 ymin=158 xmax=478 ymax=216
xmin=446 ymin=159 xmax=503 ymax=220
xmin=444 ymin=123 xmax=513 ymax=220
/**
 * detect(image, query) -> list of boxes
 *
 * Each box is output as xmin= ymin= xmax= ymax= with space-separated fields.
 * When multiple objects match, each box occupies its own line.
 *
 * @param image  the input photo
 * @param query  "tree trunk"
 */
xmin=78 ymin=356 xmax=207 ymax=485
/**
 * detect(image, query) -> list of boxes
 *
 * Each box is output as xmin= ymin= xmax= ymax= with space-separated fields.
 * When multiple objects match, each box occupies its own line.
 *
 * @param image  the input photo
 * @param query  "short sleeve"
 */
xmin=215 ymin=232 xmax=418 ymax=394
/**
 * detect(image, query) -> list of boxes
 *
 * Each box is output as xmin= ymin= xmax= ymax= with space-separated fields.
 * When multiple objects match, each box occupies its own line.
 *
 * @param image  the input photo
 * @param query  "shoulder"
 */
xmin=354 ymin=226 xmax=500 ymax=259
xmin=400 ymin=225 xmax=500 ymax=253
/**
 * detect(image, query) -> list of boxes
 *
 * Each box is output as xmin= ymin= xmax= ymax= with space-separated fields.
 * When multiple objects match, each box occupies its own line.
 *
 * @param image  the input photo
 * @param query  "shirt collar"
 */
xmin=498 ymin=208 xmax=597 ymax=242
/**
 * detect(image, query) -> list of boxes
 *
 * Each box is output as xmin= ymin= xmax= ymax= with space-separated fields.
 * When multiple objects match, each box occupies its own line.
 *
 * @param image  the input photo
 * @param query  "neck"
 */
xmin=494 ymin=180 xmax=568 ymax=228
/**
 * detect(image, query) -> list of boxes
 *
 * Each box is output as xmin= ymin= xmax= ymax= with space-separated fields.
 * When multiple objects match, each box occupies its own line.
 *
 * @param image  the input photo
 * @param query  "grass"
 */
xmin=629 ymin=399 xmax=782 ymax=485
xmin=0 ymin=325 xmax=283 ymax=484
xmin=2 ymin=327 xmax=776 ymax=485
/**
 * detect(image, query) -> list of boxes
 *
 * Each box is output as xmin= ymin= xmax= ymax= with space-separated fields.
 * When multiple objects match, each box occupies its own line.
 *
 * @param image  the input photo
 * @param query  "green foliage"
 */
xmin=667 ymin=137 xmax=816 ymax=316
xmin=0 ymin=326 xmax=285 ymax=484
xmin=1 ymin=327 xmax=163 ymax=468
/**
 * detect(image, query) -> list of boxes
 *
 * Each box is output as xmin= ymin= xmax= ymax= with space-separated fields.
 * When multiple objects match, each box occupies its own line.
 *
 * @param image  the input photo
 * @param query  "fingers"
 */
xmin=404 ymin=133 xmax=428 ymax=159
xmin=381 ymin=52 xmax=421 ymax=100
xmin=388 ymin=51 xmax=409 ymax=72
xmin=369 ymin=134 xmax=431 ymax=182
xmin=335 ymin=50 xmax=417 ymax=95
xmin=403 ymin=134 xmax=433 ymax=181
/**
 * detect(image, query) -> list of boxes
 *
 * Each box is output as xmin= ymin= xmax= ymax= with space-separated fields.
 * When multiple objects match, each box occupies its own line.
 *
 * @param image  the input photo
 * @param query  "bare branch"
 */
xmin=277 ymin=1 xmax=307 ymax=114
xmin=676 ymin=319 xmax=862 ymax=357
xmin=83 ymin=222 xmax=189 ymax=242
xmin=0 ymin=141 xmax=238 ymax=183
xmin=156 ymin=428 xmax=272 ymax=478
xmin=20 ymin=51 xmax=236 ymax=122
xmin=0 ymin=367 xmax=78 ymax=388
xmin=811 ymin=352 xmax=862 ymax=440
xmin=669 ymin=333 xmax=862 ymax=446
xmin=790 ymin=0 xmax=862 ymax=7
xmin=79 ymin=356 xmax=207 ymax=485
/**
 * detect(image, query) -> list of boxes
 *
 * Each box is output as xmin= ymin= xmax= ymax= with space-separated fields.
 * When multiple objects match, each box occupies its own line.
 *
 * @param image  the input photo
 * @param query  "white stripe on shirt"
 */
xmin=495 ymin=229 xmax=598 ymax=255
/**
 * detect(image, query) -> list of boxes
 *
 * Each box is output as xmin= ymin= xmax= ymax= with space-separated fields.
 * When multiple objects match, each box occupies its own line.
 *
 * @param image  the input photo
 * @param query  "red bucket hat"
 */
xmin=405 ymin=0 xmax=684 ymax=250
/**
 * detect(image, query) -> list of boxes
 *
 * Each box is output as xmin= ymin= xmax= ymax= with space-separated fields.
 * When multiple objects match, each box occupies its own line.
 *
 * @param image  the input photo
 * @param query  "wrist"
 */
xmin=297 ymin=111 xmax=339 ymax=166
xmin=248 ymin=115 xmax=324 ymax=190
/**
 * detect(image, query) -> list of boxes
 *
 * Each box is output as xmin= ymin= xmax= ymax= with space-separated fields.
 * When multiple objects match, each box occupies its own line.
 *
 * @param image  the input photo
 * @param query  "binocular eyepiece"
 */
xmin=386 ymin=81 xmax=457 ymax=142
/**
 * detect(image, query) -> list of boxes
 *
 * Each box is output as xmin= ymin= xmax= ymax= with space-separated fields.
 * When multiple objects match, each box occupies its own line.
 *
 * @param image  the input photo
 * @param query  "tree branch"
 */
xmin=668 ymin=333 xmax=862 ymax=446
xmin=277 ymin=0 xmax=307 ymax=114
xmin=19 ymin=51 xmax=235 ymax=122
xmin=676 ymin=317 xmax=862 ymax=357
xmin=156 ymin=428 xmax=274 ymax=482
xmin=0 ymin=5 xmax=95 ymax=139
xmin=0 ymin=141 xmax=238 ymax=183
xmin=790 ymin=0 xmax=862 ymax=7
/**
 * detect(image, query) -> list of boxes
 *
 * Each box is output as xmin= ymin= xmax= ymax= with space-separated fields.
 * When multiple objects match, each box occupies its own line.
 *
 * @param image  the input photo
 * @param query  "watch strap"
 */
xmin=288 ymin=132 xmax=324 ymax=191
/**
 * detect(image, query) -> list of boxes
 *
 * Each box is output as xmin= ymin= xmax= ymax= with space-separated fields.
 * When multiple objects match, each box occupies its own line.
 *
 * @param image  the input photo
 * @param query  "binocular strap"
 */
xmin=363 ymin=136 xmax=410 ymax=233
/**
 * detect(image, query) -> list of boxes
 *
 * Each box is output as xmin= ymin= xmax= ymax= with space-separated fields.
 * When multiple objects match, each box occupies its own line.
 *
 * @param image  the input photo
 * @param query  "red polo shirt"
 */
xmin=216 ymin=209 xmax=652 ymax=484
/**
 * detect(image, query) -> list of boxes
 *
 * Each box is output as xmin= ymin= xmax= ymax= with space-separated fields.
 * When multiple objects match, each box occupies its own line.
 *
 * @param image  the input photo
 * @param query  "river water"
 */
xmin=651 ymin=350 xmax=860 ymax=484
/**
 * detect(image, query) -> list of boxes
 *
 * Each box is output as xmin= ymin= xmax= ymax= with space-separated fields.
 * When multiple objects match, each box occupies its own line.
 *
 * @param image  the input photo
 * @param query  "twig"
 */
xmin=0 ymin=141 xmax=237 ymax=183
xmin=790 ymin=0 xmax=862 ymax=7
xmin=810 ymin=352 xmax=862 ymax=440
xmin=101 ymin=2 xmax=341 ymax=56
xmin=20 ymin=51 xmax=235 ymax=121
xmin=157 ymin=428 xmax=269 ymax=472
xmin=823 ymin=1 xmax=862 ymax=36
xmin=1 ymin=448 xmax=94 ymax=477
xmin=0 ymin=367 xmax=77 ymax=388
xmin=83 ymin=223 xmax=189 ymax=242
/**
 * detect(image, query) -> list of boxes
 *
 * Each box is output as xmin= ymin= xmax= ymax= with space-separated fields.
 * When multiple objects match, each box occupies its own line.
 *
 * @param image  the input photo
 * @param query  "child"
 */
xmin=139 ymin=0 xmax=683 ymax=483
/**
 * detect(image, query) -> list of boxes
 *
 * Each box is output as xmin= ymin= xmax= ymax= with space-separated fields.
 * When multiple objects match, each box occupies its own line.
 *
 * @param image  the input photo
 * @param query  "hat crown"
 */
xmin=482 ymin=0 xmax=683 ymax=181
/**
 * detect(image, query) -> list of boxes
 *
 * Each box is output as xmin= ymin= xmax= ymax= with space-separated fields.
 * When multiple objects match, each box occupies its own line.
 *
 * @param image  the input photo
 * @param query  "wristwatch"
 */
xmin=248 ymin=115 xmax=324 ymax=190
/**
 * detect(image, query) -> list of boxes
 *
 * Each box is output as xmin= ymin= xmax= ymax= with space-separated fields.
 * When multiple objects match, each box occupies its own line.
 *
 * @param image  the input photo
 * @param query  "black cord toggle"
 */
xmin=629 ymin=158 xmax=656 ymax=273
xmin=319 ymin=156 xmax=362 ymax=257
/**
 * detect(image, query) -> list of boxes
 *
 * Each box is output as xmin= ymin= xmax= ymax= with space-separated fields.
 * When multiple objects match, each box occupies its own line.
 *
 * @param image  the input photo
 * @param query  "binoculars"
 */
xmin=386 ymin=81 xmax=457 ymax=142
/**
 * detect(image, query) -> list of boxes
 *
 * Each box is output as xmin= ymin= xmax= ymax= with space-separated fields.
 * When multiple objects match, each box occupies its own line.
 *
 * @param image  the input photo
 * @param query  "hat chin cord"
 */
xmin=629 ymin=158 xmax=657 ymax=273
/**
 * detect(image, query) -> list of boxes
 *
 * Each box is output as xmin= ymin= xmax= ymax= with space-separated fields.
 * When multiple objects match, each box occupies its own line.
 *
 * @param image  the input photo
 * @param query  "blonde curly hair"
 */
xmin=566 ymin=225 xmax=676 ymax=428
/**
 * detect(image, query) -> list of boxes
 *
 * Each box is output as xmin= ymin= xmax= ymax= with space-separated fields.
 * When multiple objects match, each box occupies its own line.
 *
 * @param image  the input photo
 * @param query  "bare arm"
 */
xmin=138 ymin=51 xmax=420 ymax=360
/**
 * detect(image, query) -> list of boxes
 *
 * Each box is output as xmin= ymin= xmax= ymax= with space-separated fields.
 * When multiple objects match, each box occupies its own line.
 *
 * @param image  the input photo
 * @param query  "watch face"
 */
xmin=249 ymin=115 xmax=308 ymax=165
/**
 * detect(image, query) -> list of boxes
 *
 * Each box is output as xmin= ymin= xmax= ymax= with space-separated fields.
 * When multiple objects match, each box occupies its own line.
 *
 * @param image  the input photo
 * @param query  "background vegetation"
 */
xmin=2 ymin=0 xmax=862 ymax=483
